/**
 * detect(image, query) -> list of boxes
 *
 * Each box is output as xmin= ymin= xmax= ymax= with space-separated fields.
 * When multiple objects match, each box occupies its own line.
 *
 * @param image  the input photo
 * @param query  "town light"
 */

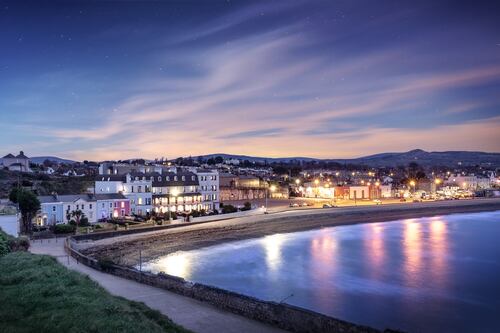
xmin=434 ymin=179 xmax=441 ymax=185
xmin=409 ymin=180 xmax=416 ymax=187
xmin=462 ymin=182 xmax=467 ymax=188
xmin=295 ymin=179 xmax=300 ymax=185
xmin=171 ymin=188 xmax=179 ymax=197
xmin=314 ymin=179 xmax=319 ymax=185
xmin=375 ymin=181 xmax=380 ymax=186
xmin=270 ymin=185 xmax=277 ymax=192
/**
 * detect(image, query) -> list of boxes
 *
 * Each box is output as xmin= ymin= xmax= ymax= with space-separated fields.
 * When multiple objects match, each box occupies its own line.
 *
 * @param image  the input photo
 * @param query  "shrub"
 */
xmin=79 ymin=217 xmax=90 ymax=227
xmin=53 ymin=224 xmax=76 ymax=234
xmin=240 ymin=202 xmax=252 ymax=211
xmin=221 ymin=204 xmax=237 ymax=214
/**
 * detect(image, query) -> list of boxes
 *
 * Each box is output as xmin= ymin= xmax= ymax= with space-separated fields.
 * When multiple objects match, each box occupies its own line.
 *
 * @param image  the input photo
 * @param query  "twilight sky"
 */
xmin=1 ymin=0 xmax=500 ymax=161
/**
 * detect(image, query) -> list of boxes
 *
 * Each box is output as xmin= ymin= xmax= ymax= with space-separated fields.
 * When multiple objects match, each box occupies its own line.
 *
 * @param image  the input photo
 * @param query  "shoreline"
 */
xmin=81 ymin=198 xmax=500 ymax=266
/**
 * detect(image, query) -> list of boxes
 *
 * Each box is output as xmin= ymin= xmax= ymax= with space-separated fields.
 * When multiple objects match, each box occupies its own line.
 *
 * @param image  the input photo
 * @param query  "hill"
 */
xmin=30 ymin=156 xmax=77 ymax=164
xmin=194 ymin=149 xmax=500 ymax=167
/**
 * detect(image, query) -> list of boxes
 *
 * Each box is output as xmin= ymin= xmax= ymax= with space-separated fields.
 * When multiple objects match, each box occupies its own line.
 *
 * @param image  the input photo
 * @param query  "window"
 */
xmin=158 ymin=176 xmax=162 ymax=181
xmin=110 ymin=203 xmax=113 ymax=208
xmin=138 ymin=186 xmax=142 ymax=193
xmin=138 ymin=198 xmax=143 ymax=205
xmin=114 ymin=202 xmax=118 ymax=208
xmin=67 ymin=205 xmax=70 ymax=210
xmin=102 ymin=203 xmax=105 ymax=208
xmin=90 ymin=204 xmax=93 ymax=209
xmin=166 ymin=176 xmax=170 ymax=181
xmin=182 ymin=176 xmax=185 ymax=181
xmin=121 ymin=201 xmax=125 ymax=208
xmin=191 ymin=176 xmax=195 ymax=181
xmin=131 ymin=186 xmax=134 ymax=193
xmin=52 ymin=206 xmax=56 ymax=212
xmin=81 ymin=204 xmax=85 ymax=210
xmin=174 ymin=176 xmax=178 ymax=181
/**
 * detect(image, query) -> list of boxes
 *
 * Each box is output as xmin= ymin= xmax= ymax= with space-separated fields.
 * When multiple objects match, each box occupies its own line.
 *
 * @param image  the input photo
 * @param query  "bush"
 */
xmin=221 ymin=204 xmax=237 ymax=214
xmin=240 ymin=202 xmax=252 ymax=211
xmin=53 ymin=224 xmax=76 ymax=234
xmin=0 ymin=229 xmax=29 ymax=255
xmin=79 ymin=217 xmax=90 ymax=227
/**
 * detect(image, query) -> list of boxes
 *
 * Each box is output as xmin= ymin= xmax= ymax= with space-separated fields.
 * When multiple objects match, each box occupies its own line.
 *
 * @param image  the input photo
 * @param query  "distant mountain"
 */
xmin=197 ymin=153 xmax=318 ymax=163
xmin=194 ymin=149 xmax=500 ymax=167
xmin=30 ymin=156 xmax=78 ymax=164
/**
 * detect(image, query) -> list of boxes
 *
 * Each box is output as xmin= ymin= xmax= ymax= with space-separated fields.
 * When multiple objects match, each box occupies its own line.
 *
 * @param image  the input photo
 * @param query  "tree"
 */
xmin=9 ymin=188 xmax=21 ymax=204
xmin=71 ymin=210 xmax=85 ymax=232
xmin=214 ymin=156 xmax=224 ymax=164
xmin=11 ymin=189 xmax=40 ymax=235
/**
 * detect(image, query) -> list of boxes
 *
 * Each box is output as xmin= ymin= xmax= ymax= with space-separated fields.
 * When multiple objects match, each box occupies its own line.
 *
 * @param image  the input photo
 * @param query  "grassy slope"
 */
xmin=0 ymin=252 xmax=191 ymax=333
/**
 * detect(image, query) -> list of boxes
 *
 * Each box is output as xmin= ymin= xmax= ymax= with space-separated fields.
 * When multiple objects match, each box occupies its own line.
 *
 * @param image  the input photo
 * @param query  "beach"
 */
xmin=80 ymin=198 xmax=500 ymax=266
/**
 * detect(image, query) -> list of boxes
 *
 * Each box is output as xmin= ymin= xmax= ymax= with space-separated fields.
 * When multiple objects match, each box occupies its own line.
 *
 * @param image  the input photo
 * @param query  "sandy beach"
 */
xmin=81 ymin=198 xmax=500 ymax=266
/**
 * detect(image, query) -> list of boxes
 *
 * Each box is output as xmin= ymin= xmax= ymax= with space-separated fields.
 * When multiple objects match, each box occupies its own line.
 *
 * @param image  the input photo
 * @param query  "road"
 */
xmin=29 ymin=239 xmax=285 ymax=333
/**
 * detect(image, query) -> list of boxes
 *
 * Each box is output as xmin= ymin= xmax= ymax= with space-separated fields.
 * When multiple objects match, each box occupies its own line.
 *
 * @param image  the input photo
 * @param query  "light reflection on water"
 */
xmin=142 ymin=211 xmax=500 ymax=333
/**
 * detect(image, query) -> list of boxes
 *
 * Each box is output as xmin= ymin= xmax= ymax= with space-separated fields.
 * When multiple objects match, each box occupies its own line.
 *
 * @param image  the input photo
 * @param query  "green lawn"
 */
xmin=0 ymin=252 xmax=191 ymax=333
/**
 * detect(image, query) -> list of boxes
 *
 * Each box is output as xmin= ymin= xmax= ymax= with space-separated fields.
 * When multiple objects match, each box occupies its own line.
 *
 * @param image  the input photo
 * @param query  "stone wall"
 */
xmin=65 ymin=239 xmax=386 ymax=333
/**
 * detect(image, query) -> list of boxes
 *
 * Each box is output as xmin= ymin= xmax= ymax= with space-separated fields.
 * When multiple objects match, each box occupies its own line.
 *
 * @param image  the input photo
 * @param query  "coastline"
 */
xmin=81 ymin=198 xmax=500 ymax=266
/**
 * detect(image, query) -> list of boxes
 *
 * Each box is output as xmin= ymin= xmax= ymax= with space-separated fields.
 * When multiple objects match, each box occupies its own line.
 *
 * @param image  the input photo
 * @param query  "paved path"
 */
xmin=30 ymin=240 xmax=285 ymax=333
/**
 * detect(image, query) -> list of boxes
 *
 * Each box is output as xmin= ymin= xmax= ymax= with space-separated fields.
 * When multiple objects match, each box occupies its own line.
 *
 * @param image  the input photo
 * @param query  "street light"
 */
xmin=295 ymin=179 xmax=300 ymax=185
xmin=265 ymin=185 xmax=277 ymax=213
xmin=409 ymin=180 xmax=416 ymax=194
xmin=314 ymin=179 xmax=319 ymax=186
xmin=169 ymin=188 xmax=179 ymax=222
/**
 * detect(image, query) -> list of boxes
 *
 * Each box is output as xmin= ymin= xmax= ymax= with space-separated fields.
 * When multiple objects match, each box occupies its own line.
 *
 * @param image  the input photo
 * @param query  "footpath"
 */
xmin=30 ymin=239 xmax=285 ymax=333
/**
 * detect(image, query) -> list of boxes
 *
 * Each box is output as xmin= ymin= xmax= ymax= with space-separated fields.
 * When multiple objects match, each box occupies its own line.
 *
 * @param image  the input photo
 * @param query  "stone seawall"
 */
xmin=65 ymin=239 xmax=387 ymax=333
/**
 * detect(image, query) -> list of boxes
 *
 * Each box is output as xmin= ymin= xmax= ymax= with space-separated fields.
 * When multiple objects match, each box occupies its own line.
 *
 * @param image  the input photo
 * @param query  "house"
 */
xmin=1 ymin=151 xmax=31 ymax=172
xmin=36 ymin=193 xmax=130 ymax=226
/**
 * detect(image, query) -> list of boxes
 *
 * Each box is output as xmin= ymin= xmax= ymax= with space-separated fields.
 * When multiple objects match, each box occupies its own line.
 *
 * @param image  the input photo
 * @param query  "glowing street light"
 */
xmin=295 ymin=179 xmax=300 ymax=185
xmin=409 ymin=180 xmax=416 ymax=193
xmin=314 ymin=179 xmax=319 ymax=186
xmin=169 ymin=188 xmax=180 ymax=222
xmin=434 ymin=178 xmax=441 ymax=185
xmin=265 ymin=185 xmax=277 ymax=213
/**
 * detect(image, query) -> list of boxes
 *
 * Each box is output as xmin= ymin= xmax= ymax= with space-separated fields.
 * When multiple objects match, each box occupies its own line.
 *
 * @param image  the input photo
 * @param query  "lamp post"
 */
xmin=266 ymin=185 xmax=276 ymax=213
xmin=409 ymin=180 xmax=416 ymax=196
xmin=169 ymin=188 xmax=179 ymax=222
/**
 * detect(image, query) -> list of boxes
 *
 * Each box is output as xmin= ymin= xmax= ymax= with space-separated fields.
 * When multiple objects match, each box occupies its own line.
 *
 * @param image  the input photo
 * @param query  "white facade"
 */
xmin=95 ymin=174 xmax=152 ymax=216
xmin=193 ymin=169 xmax=220 ymax=211
xmin=446 ymin=174 xmax=492 ymax=190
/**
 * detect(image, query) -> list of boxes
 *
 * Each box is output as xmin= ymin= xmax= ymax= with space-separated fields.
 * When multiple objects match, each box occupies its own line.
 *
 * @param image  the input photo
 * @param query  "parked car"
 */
xmin=301 ymin=202 xmax=309 ymax=207
xmin=323 ymin=204 xmax=332 ymax=208
xmin=373 ymin=199 xmax=382 ymax=205
xmin=289 ymin=202 xmax=299 ymax=207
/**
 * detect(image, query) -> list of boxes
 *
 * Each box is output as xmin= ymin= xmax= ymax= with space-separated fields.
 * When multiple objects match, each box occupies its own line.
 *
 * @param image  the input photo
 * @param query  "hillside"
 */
xmin=194 ymin=149 xmax=500 ymax=167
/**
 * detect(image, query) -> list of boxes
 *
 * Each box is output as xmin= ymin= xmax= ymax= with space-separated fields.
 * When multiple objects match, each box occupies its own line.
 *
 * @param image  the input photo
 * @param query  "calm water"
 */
xmin=143 ymin=211 xmax=500 ymax=332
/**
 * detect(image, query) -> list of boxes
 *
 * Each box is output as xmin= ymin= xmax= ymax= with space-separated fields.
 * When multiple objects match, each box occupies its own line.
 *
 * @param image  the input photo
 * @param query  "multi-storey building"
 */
xmin=151 ymin=171 xmax=202 ymax=214
xmin=189 ymin=168 xmax=220 ymax=211
xmin=95 ymin=173 xmax=152 ymax=216
xmin=95 ymin=164 xmax=220 ymax=215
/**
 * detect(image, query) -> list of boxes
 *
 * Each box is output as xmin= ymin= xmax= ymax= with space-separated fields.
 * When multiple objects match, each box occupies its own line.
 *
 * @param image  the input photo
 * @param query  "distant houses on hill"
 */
xmin=1 ymin=151 xmax=32 ymax=172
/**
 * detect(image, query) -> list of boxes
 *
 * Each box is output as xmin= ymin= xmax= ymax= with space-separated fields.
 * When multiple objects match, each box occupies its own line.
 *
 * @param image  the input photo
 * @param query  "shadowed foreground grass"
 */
xmin=0 ymin=252 xmax=191 ymax=333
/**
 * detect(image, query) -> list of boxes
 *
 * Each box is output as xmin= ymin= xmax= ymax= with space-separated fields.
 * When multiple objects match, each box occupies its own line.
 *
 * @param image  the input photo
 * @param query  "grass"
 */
xmin=0 ymin=252 xmax=191 ymax=333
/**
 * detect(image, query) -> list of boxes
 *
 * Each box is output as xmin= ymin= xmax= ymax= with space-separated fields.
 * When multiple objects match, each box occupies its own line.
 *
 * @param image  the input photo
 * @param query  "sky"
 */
xmin=1 ymin=0 xmax=500 ymax=161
